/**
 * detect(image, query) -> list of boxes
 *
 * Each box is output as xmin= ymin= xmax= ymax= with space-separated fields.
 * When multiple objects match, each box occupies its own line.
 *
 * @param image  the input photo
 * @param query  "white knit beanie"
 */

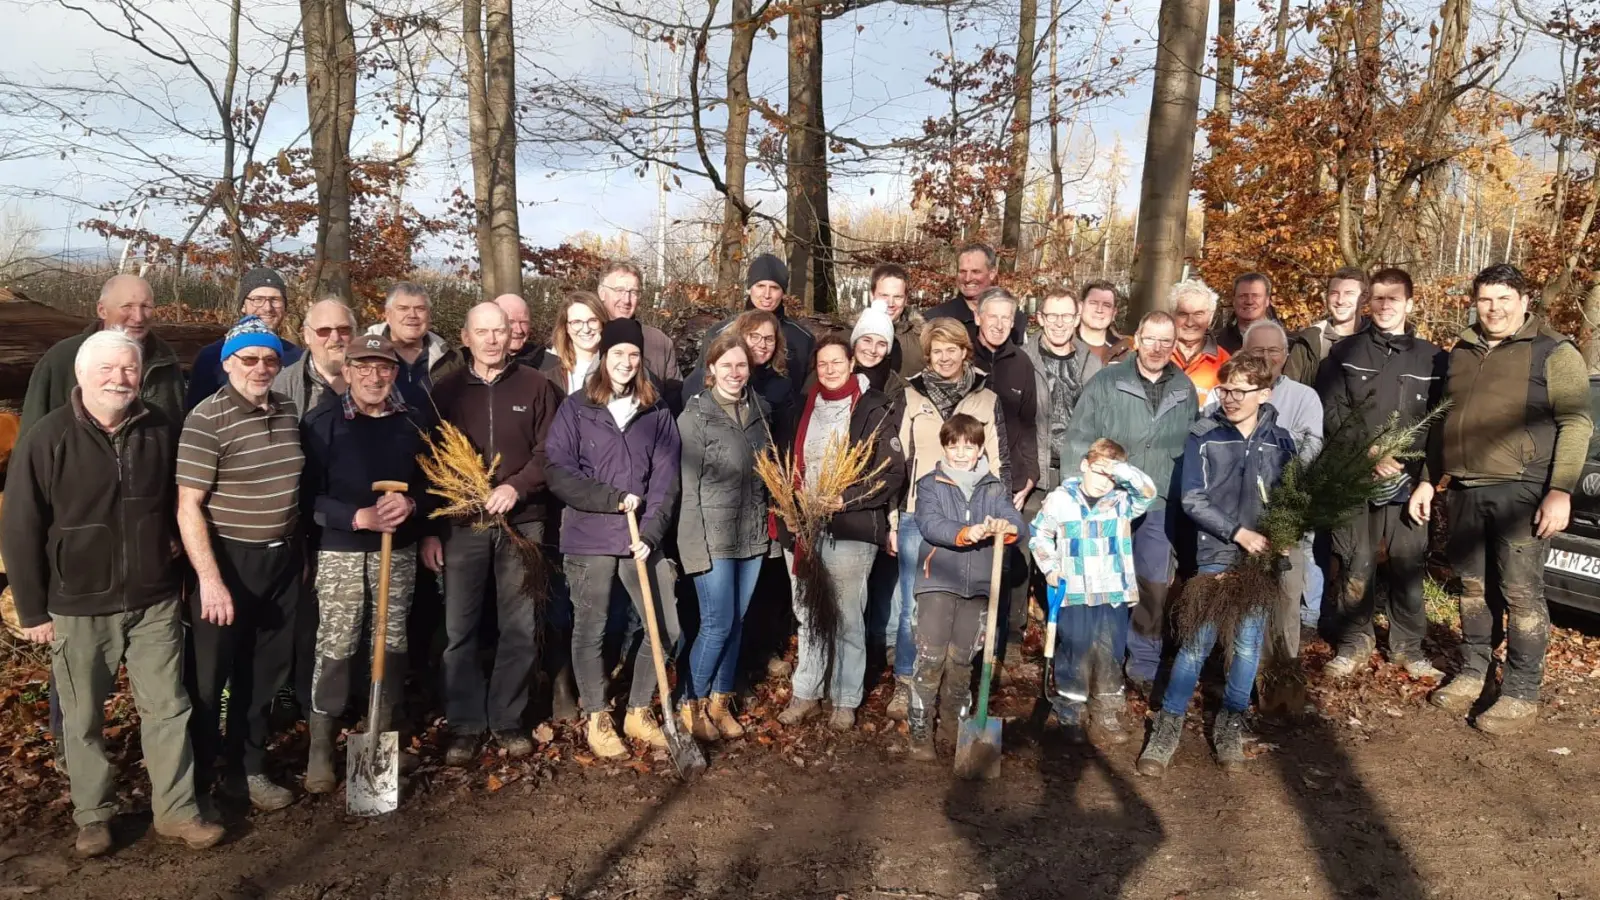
xmin=851 ymin=300 xmax=894 ymax=347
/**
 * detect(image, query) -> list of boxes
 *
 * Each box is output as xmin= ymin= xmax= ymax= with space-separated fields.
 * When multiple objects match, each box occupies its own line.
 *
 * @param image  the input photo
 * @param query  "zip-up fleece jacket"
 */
xmin=1028 ymin=463 xmax=1157 ymax=607
xmin=1180 ymin=405 xmax=1297 ymax=570
xmin=897 ymin=371 xmax=1009 ymax=511
xmin=21 ymin=324 xmax=186 ymax=436
xmin=777 ymin=386 xmax=907 ymax=551
xmin=430 ymin=360 xmax=564 ymax=526
xmin=1315 ymin=322 xmax=1446 ymax=496
xmin=545 ymin=393 xmax=683 ymax=556
xmin=974 ymin=338 xmax=1041 ymax=488
xmin=677 ymin=388 xmax=776 ymax=574
xmin=1024 ymin=333 xmax=1104 ymax=490
xmin=2 ymin=393 xmax=180 ymax=627
xmin=1441 ymin=315 xmax=1594 ymax=492
xmin=913 ymin=461 xmax=1028 ymax=599
xmin=1061 ymin=360 xmax=1198 ymax=509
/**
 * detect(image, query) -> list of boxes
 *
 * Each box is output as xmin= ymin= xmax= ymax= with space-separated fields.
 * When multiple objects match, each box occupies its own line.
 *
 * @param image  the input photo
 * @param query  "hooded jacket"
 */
xmin=1180 ymin=404 xmax=1297 ymax=570
xmin=1315 ymin=322 xmax=1446 ymax=496
xmin=430 ymin=359 xmax=564 ymax=526
xmin=912 ymin=460 xmax=1028 ymax=599
xmin=974 ymin=337 xmax=1041 ymax=489
xmin=545 ymin=391 xmax=682 ymax=556
xmin=676 ymin=388 xmax=776 ymax=574
xmin=898 ymin=370 xmax=1010 ymax=511
xmin=703 ymin=304 xmax=816 ymax=387
xmin=20 ymin=324 xmax=186 ymax=436
xmin=2 ymin=394 xmax=180 ymax=626
xmin=1061 ymin=360 xmax=1198 ymax=510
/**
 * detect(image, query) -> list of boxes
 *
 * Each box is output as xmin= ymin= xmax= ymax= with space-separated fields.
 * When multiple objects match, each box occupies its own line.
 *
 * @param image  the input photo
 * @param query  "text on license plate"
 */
xmin=1547 ymin=548 xmax=1600 ymax=579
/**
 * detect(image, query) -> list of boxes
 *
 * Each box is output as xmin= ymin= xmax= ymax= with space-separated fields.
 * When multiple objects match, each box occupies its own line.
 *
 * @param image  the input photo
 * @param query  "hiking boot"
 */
xmin=708 ymin=692 xmax=744 ymax=738
xmin=680 ymin=700 xmax=721 ymax=743
xmin=1212 ymin=709 xmax=1248 ymax=770
xmin=155 ymin=817 xmax=225 ymax=850
xmin=444 ymin=732 xmax=480 ymax=767
xmin=1429 ymin=673 xmax=1486 ymax=714
xmin=1475 ymin=696 xmax=1538 ymax=735
xmin=587 ymin=711 xmax=628 ymax=759
xmin=304 ymin=713 xmax=338 ymax=794
xmin=1052 ymin=700 xmax=1088 ymax=745
xmin=245 ymin=774 xmax=294 ymax=812
xmin=885 ymin=677 xmax=912 ymax=721
xmin=828 ymin=706 xmax=856 ymax=732
xmin=74 ymin=821 xmax=113 ymax=858
xmin=907 ymin=707 xmax=937 ymax=762
xmin=777 ymin=697 xmax=821 ymax=726
xmin=1089 ymin=693 xmax=1130 ymax=746
xmin=1323 ymin=654 xmax=1363 ymax=679
xmin=1136 ymin=712 xmax=1184 ymax=778
xmin=494 ymin=730 xmax=534 ymax=759
xmin=1393 ymin=654 xmax=1444 ymax=681
xmin=623 ymin=707 xmax=668 ymax=749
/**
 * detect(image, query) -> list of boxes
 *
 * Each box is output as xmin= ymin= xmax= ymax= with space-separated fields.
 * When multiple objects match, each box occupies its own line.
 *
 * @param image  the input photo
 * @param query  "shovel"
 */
xmin=347 ymin=480 xmax=407 ymax=816
xmin=626 ymin=508 xmax=707 ymax=781
xmin=955 ymin=529 xmax=1009 ymax=780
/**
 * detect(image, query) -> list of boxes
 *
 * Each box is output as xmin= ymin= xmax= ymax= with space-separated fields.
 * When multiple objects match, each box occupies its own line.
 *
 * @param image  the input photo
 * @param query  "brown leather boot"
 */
xmin=708 ymin=692 xmax=744 ymax=738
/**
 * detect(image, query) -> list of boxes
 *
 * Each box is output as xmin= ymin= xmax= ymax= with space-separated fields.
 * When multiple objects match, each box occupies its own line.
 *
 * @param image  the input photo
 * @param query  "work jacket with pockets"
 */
xmin=912 ymin=461 xmax=1029 ymax=599
xmin=776 ymin=385 xmax=907 ymax=551
xmin=430 ymin=360 xmax=564 ymax=526
xmin=545 ymin=392 xmax=682 ymax=557
xmin=897 ymin=371 xmax=1009 ymax=513
xmin=1180 ymin=404 xmax=1297 ymax=571
xmin=676 ymin=388 xmax=776 ymax=575
xmin=1024 ymin=332 xmax=1104 ymax=491
xmin=1315 ymin=322 xmax=1447 ymax=499
xmin=2 ymin=393 xmax=180 ymax=627
xmin=1061 ymin=360 xmax=1198 ymax=510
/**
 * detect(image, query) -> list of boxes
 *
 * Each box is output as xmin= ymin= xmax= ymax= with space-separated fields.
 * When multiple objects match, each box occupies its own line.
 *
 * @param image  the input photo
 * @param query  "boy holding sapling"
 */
xmin=906 ymin=413 xmax=1028 ymax=761
xmin=1138 ymin=354 xmax=1296 ymax=777
xmin=1029 ymin=438 xmax=1157 ymax=745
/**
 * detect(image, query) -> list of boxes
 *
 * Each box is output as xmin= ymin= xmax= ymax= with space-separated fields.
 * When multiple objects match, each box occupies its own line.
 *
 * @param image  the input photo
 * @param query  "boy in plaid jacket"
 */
xmin=1029 ymin=437 xmax=1157 ymax=743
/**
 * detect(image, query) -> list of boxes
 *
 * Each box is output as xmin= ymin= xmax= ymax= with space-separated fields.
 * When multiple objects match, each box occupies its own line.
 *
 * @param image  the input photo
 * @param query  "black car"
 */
xmin=1544 ymin=375 xmax=1600 ymax=614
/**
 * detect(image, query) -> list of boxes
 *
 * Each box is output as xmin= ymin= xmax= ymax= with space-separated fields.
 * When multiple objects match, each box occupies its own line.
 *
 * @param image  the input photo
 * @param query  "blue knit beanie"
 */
xmin=221 ymin=315 xmax=283 ymax=360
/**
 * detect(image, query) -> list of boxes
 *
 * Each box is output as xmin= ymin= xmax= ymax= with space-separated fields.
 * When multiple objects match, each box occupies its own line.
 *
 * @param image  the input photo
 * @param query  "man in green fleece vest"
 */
xmin=1422 ymin=264 xmax=1594 ymax=734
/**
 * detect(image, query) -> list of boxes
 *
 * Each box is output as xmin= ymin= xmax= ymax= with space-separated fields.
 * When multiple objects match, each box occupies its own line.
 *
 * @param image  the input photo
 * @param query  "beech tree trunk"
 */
xmin=785 ymin=4 xmax=834 ymax=313
xmin=465 ymin=0 xmax=523 ymax=297
xmin=300 ymin=0 xmax=357 ymax=302
xmin=999 ymin=0 xmax=1037 ymax=274
xmin=716 ymin=0 xmax=755 ymax=304
xmin=1202 ymin=0 xmax=1235 ymax=251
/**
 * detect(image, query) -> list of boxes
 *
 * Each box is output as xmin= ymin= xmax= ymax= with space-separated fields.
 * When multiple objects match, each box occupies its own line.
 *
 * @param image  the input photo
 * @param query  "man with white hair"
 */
xmin=21 ymin=274 xmax=186 ymax=434
xmin=366 ymin=281 xmax=451 ymax=394
xmin=1168 ymin=279 xmax=1231 ymax=406
xmin=3 ymin=331 xmax=224 ymax=857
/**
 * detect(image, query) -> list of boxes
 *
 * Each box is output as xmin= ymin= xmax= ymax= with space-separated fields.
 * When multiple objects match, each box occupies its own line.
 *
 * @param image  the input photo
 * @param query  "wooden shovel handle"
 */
xmin=626 ymin=509 xmax=673 ymax=713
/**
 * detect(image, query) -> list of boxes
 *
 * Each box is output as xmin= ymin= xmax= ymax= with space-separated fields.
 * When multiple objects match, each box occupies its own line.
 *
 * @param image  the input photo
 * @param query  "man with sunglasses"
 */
xmin=176 ymin=316 xmax=306 ymax=812
xmin=273 ymin=299 xmax=357 ymax=422
xmin=184 ymin=268 xmax=304 ymax=411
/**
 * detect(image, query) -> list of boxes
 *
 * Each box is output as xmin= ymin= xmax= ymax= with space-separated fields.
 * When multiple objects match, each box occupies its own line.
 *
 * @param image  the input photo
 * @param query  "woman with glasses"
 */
xmin=885 ymin=318 xmax=1007 ymax=723
xmin=186 ymin=267 xmax=305 ymax=411
xmin=541 ymin=291 xmax=611 ymax=395
xmin=686 ymin=310 xmax=796 ymax=443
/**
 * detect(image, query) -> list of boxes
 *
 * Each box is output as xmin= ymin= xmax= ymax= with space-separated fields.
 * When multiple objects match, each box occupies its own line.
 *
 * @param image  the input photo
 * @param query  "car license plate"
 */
xmin=1547 ymin=548 xmax=1600 ymax=580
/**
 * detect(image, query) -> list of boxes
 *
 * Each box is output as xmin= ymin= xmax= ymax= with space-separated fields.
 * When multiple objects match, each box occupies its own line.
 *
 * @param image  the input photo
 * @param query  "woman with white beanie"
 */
xmin=850 ymin=301 xmax=909 ymax=406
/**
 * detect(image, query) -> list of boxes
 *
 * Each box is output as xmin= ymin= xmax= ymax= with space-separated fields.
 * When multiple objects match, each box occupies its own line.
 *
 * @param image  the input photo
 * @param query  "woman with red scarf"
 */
xmin=774 ymin=334 xmax=905 ymax=731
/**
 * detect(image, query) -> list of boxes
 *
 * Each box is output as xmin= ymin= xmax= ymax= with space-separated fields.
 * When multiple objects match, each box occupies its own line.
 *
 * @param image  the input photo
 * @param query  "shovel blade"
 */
xmin=666 ymin=730 xmax=708 ymax=781
xmin=953 ymin=715 xmax=1003 ymax=780
xmin=345 ymin=729 xmax=400 ymax=816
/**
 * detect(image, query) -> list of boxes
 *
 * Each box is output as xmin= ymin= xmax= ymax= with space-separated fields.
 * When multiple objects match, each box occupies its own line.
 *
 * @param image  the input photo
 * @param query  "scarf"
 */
xmin=855 ymin=357 xmax=892 ymax=392
xmin=793 ymin=374 xmax=862 ymax=480
xmin=921 ymin=364 xmax=975 ymax=420
xmin=943 ymin=457 xmax=990 ymax=501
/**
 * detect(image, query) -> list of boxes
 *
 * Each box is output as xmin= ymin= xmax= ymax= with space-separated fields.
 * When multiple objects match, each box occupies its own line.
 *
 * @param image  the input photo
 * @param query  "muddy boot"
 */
xmin=680 ymin=699 xmax=721 ymax=742
xmin=587 ymin=711 xmax=628 ymax=759
xmin=74 ymin=821 xmax=113 ymax=858
xmin=1088 ymin=693 xmax=1130 ymax=746
xmin=907 ymin=707 xmax=937 ymax=762
xmin=624 ymin=707 xmax=668 ymax=749
xmin=885 ymin=676 xmax=912 ymax=722
xmin=155 ymin=817 xmax=225 ymax=851
xmin=938 ymin=656 xmax=973 ymax=744
xmin=1429 ymin=672 xmax=1486 ymax=714
xmin=1212 ymin=709 xmax=1248 ymax=770
xmin=304 ymin=713 xmax=338 ymax=794
xmin=828 ymin=706 xmax=856 ymax=732
xmin=551 ymin=663 xmax=580 ymax=723
xmin=1136 ymin=711 xmax=1184 ymax=778
xmin=778 ymin=697 xmax=820 ymax=726
xmin=708 ymin=692 xmax=744 ymax=738
xmin=444 ymin=731 xmax=479 ymax=767
xmin=1054 ymin=701 xmax=1088 ymax=745
xmin=1474 ymin=696 xmax=1538 ymax=735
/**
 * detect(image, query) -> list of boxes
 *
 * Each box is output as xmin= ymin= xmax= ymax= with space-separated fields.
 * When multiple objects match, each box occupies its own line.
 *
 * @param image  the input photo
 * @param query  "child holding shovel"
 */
xmin=906 ymin=414 xmax=1027 ymax=761
xmin=1028 ymin=438 xmax=1157 ymax=745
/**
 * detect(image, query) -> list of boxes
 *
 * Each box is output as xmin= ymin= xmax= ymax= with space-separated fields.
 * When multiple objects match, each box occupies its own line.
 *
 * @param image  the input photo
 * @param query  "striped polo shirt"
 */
xmin=177 ymin=385 xmax=305 ymax=543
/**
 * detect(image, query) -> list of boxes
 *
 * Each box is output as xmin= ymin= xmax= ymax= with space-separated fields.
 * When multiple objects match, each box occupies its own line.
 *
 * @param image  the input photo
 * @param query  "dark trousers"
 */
xmin=441 ymin=521 xmax=542 ymax=734
xmin=1446 ymin=482 xmax=1551 ymax=701
xmin=909 ymin=590 xmax=988 ymax=713
xmin=187 ymin=538 xmax=300 ymax=785
xmin=567 ymin=552 xmax=681 ymax=715
xmin=1332 ymin=502 xmax=1429 ymax=658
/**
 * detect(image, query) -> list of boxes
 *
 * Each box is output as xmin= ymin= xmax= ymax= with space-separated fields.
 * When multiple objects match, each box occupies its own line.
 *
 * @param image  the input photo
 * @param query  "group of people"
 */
xmin=0 ymin=244 xmax=1588 ymax=859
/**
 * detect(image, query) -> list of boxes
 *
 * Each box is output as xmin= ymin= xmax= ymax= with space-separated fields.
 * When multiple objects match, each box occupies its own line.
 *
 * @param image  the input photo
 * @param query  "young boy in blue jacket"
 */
xmin=1138 ymin=354 xmax=1297 ymax=776
xmin=908 ymin=413 xmax=1028 ymax=761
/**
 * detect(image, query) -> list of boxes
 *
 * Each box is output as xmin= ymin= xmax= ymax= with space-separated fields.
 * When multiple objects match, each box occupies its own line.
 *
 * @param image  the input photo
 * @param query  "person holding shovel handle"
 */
xmin=545 ymin=318 xmax=684 ymax=761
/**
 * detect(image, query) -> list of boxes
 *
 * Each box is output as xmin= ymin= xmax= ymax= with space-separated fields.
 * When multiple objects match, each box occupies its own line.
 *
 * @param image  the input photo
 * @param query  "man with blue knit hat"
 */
xmin=177 ymin=315 xmax=306 ymax=811
xmin=184 ymin=267 xmax=304 ymax=411
xmin=701 ymin=253 xmax=816 ymax=386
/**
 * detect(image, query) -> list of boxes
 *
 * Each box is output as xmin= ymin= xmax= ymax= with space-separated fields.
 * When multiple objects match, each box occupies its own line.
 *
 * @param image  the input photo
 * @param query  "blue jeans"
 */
xmin=1161 ymin=566 xmax=1267 ymax=714
xmin=892 ymin=514 xmax=925 ymax=678
xmin=1051 ymin=604 xmax=1131 ymax=722
xmin=688 ymin=555 xmax=763 ymax=698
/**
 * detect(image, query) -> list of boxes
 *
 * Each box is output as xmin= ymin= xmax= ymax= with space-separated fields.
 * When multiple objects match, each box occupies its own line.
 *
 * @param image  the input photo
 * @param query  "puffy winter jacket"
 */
xmin=545 ymin=392 xmax=682 ymax=556
xmin=912 ymin=461 xmax=1028 ymax=599
xmin=1179 ymin=405 xmax=1297 ymax=570
xmin=1061 ymin=360 xmax=1198 ymax=509
xmin=676 ymin=388 xmax=776 ymax=574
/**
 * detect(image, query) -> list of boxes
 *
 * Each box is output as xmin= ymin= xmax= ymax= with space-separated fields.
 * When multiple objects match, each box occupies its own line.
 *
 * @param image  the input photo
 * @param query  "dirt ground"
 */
xmin=4 ymin=617 xmax=1600 ymax=900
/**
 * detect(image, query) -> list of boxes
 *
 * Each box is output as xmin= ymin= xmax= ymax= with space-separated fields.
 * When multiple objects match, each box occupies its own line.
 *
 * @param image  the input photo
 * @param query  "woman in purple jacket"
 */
xmin=545 ymin=319 xmax=684 ymax=761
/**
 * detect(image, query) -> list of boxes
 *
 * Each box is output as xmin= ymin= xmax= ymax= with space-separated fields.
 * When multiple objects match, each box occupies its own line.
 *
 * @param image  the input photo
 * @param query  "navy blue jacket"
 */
xmin=185 ymin=337 xmax=303 ymax=412
xmin=1179 ymin=405 xmax=1297 ymax=570
xmin=912 ymin=461 xmax=1028 ymax=599
xmin=298 ymin=391 xmax=436 ymax=553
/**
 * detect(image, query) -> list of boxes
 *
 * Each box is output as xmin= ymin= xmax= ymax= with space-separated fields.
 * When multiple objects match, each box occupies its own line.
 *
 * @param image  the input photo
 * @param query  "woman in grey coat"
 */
xmin=677 ymin=330 xmax=776 ymax=742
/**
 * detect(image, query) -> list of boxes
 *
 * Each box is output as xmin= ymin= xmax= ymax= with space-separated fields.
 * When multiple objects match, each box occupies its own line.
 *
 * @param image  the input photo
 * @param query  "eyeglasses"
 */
xmin=602 ymin=285 xmax=642 ymax=299
xmin=348 ymin=361 xmax=398 ymax=377
xmin=244 ymin=294 xmax=285 ymax=308
xmin=745 ymin=334 xmax=777 ymax=347
xmin=1137 ymin=337 xmax=1176 ymax=349
xmin=567 ymin=317 xmax=601 ymax=332
xmin=311 ymin=325 xmax=353 ymax=338
xmin=1040 ymin=313 xmax=1078 ymax=325
xmin=233 ymin=354 xmax=280 ymax=369
xmin=1213 ymin=386 xmax=1265 ymax=402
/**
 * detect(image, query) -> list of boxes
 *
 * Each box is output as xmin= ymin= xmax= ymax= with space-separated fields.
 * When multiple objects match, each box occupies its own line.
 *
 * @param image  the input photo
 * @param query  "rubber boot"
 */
xmin=304 ymin=713 xmax=338 ymax=794
xmin=1212 ymin=709 xmax=1248 ymax=770
xmin=908 ymin=707 xmax=937 ymax=762
xmin=938 ymin=653 xmax=972 ymax=744
xmin=1136 ymin=711 xmax=1184 ymax=778
xmin=547 ymin=632 xmax=580 ymax=722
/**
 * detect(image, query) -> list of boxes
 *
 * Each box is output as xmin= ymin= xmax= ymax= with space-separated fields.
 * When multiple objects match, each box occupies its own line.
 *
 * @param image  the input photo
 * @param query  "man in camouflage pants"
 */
xmin=296 ymin=334 xmax=435 ymax=789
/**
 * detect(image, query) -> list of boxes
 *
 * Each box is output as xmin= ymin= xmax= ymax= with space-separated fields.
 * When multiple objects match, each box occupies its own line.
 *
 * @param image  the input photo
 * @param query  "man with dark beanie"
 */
xmin=702 ymin=253 xmax=816 ymax=386
xmin=185 ymin=267 xmax=304 ymax=411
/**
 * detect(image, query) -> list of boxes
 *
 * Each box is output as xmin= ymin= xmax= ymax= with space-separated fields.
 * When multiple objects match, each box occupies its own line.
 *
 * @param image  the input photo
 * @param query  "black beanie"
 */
xmin=237 ymin=267 xmax=288 ymax=305
xmin=598 ymin=318 xmax=645 ymax=357
xmin=745 ymin=253 xmax=789 ymax=292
